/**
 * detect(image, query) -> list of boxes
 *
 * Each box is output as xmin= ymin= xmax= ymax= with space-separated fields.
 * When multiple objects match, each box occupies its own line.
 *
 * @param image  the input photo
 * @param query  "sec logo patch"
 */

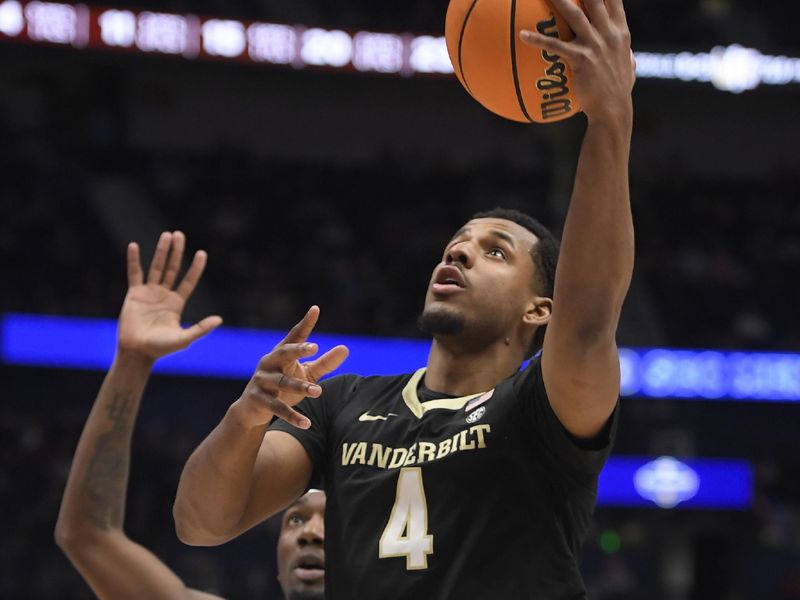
xmin=466 ymin=406 xmax=486 ymax=424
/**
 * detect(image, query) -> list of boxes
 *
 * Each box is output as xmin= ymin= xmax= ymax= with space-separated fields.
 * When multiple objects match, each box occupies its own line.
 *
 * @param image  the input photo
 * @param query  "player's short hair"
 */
xmin=472 ymin=207 xmax=560 ymax=357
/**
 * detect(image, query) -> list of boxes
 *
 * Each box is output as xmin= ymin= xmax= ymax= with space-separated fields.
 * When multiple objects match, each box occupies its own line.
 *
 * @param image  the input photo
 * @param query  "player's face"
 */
xmin=276 ymin=491 xmax=326 ymax=600
xmin=421 ymin=218 xmax=540 ymax=345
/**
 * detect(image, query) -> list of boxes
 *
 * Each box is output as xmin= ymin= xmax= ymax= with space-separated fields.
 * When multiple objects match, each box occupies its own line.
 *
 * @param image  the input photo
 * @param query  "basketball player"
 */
xmin=55 ymin=231 xmax=326 ymax=600
xmin=174 ymin=0 xmax=635 ymax=596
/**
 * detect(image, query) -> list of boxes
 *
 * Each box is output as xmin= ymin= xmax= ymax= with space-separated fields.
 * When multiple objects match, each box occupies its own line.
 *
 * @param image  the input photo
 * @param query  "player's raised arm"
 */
xmin=173 ymin=306 xmax=348 ymax=546
xmin=55 ymin=231 xmax=225 ymax=600
xmin=520 ymin=0 xmax=635 ymax=438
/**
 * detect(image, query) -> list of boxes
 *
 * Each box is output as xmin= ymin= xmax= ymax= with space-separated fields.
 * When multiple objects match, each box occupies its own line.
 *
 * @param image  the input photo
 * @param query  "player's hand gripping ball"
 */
xmin=445 ymin=0 xmax=585 ymax=123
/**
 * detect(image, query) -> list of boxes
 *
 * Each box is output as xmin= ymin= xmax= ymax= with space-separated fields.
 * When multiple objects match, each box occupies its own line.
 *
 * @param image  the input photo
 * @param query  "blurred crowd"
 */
xmin=634 ymin=170 xmax=800 ymax=350
xmin=2 ymin=115 xmax=799 ymax=351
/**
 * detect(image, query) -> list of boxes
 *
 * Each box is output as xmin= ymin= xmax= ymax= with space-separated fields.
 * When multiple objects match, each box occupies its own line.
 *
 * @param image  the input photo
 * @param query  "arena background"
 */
xmin=1 ymin=0 xmax=799 ymax=597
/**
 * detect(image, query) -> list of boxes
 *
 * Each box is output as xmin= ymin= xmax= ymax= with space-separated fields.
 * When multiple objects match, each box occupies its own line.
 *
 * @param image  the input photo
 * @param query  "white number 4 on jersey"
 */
xmin=379 ymin=467 xmax=434 ymax=570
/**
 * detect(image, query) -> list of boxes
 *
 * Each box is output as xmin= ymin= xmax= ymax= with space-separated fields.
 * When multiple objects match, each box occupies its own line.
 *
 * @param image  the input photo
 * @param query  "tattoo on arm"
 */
xmin=81 ymin=393 xmax=136 ymax=530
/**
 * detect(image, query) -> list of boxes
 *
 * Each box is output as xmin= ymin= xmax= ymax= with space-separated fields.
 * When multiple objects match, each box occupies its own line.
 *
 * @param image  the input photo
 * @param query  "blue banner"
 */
xmin=4 ymin=313 xmax=800 ymax=402
xmin=597 ymin=456 xmax=753 ymax=510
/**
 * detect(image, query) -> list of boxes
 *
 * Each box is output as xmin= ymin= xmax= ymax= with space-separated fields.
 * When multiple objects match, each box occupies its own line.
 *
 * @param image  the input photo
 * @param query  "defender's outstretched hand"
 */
xmin=56 ymin=230 xmax=226 ymax=600
xmin=119 ymin=231 xmax=222 ymax=360
xmin=233 ymin=306 xmax=349 ymax=429
xmin=520 ymin=0 xmax=635 ymax=125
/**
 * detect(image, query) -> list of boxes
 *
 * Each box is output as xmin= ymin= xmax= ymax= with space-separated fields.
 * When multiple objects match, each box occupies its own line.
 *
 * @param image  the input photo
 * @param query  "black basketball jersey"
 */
xmin=270 ymin=355 xmax=617 ymax=599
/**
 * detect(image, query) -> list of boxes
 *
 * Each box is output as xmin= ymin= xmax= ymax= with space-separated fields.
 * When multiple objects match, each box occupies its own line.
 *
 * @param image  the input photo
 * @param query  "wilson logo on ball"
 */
xmin=535 ymin=15 xmax=573 ymax=120
xmin=445 ymin=0 xmax=583 ymax=123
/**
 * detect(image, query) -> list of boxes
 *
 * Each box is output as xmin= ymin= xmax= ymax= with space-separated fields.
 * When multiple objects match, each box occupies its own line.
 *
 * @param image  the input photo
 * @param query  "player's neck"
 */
xmin=424 ymin=339 xmax=523 ymax=396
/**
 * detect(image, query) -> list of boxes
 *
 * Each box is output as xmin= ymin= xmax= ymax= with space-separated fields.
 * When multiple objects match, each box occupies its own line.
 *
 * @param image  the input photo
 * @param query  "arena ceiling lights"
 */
xmin=1 ymin=0 xmax=799 ymax=93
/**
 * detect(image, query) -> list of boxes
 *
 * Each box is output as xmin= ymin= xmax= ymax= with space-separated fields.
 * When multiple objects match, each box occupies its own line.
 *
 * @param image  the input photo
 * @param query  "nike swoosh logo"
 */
xmin=358 ymin=412 xmax=398 ymax=422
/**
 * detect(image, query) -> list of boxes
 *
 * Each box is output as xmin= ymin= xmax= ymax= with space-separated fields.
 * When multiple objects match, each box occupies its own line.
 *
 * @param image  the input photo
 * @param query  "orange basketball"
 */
xmin=445 ymin=0 xmax=583 ymax=123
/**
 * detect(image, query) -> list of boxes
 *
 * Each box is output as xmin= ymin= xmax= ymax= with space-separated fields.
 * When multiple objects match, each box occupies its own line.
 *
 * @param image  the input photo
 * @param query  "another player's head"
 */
xmin=276 ymin=489 xmax=326 ymax=600
xmin=419 ymin=207 xmax=559 ymax=359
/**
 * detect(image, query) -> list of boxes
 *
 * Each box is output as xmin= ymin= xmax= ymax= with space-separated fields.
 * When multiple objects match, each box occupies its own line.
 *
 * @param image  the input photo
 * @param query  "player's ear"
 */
xmin=523 ymin=296 xmax=552 ymax=327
